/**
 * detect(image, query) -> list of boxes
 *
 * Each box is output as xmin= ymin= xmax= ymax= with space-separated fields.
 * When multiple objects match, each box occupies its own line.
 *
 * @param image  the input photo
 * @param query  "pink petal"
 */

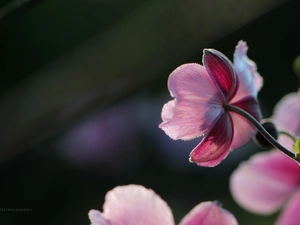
xmin=231 ymin=41 xmax=263 ymax=103
xmin=203 ymin=49 xmax=238 ymax=102
xmin=230 ymin=150 xmax=300 ymax=215
xmin=101 ymin=185 xmax=174 ymax=225
xmin=273 ymin=90 xmax=300 ymax=136
xmin=179 ymin=201 xmax=238 ymax=225
xmin=160 ymin=63 xmax=223 ymax=140
xmin=89 ymin=210 xmax=111 ymax=225
xmin=276 ymin=190 xmax=300 ymax=225
xmin=189 ymin=113 xmax=233 ymax=167
xmin=229 ymin=96 xmax=261 ymax=149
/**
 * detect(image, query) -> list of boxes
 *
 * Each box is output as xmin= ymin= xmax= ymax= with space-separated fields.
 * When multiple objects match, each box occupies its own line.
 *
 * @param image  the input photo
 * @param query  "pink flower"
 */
xmin=56 ymin=101 xmax=141 ymax=172
xmin=230 ymin=90 xmax=300 ymax=225
xmin=159 ymin=41 xmax=262 ymax=167
xmin=88 ymin=184 xmax=238 ymax=225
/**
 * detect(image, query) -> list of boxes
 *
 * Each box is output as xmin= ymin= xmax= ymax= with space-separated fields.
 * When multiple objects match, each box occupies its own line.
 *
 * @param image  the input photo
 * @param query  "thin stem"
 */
xmin=279 ymin=130 xmax=297 ymax=142
xmin=225 ymin=104 xmax=299 ymax=164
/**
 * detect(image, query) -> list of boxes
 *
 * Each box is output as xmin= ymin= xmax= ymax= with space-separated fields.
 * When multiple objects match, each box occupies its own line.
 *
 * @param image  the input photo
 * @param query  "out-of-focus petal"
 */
xmin=276 ymin=190 xmax=300 ymax=225
xmin=57 ymin=101 xmax=140 ymax=171
xmin=272 ymin=90 xmax=300 ymax=151
xmin=203 ymin=49 xmax=238 ymax=102
xmin=230 ymin=151 xmax=300 ymax=214
xmin=160 ymin=63 xmax=223 ymax=140
xmin=102 ymin=185 xmax=174 ymax=225
xmin=231 ymin=41 xmax=263 ymax=103
xmin=273 ymin=90 xmax=300 ymax=136
xmin=89 ymin=210 xmax=111 ymax=225
xmin=189 ymin=113 xmax=233 ymax=167
xmin=229 ymin=97 xmax=261 ymax=149
xmin=179 ymin=201 xmax=238 ymax=225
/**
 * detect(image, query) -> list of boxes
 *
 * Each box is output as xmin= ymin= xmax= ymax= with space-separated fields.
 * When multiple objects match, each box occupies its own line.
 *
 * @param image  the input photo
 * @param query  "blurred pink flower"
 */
xmin=89 ymin=184 xmax=238 ymax=225
xmin=57 ymin=101 xmax=141 ymax=173
xmin=230 ymin=90 xmax=300 ymax=225
xmin=159 ymin=41 xmax=262 ymax=167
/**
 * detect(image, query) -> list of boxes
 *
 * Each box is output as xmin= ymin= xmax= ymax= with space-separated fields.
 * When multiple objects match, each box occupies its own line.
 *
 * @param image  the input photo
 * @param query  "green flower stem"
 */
xmin=279 ymin=130 xmax=297 ymax=142
xmin=225 ymin=104 xmax=300 ymax=164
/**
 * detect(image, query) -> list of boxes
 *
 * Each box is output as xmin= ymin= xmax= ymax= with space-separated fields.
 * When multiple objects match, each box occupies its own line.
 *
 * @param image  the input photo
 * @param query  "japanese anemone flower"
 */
xmin=89 ymin=184 xmax=238 ymax=225
xmin=230 ymin=90 xmax=300 ymax=225
xmin=159 ymin=41 xmax=262 ymax=167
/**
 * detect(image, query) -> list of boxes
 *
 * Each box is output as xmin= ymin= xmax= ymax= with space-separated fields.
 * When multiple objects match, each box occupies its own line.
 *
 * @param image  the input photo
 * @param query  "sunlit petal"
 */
xmin=160 ymin=63 xmax=223 ymax=140
xmin=102 ymin=185 xmax=174 ymax=225
xmin=231 ymin=41 xmax=263 ymax=103
xmin=179 ymin=201 xmax=238 ymax=225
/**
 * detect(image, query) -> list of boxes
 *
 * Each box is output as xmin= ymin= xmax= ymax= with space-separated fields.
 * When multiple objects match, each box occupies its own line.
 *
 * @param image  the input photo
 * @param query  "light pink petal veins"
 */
xmin=159 ymin=63 xmax=223 ymax=140
xmin=231 ymin=40 xmax=263 ymax=103
xmin=189 ymin=113 xmax=233 ymax=167
xmin=101 ymin=185 xmax=174 ymax=225
xmin=179 ymin=201 xmax=238 ymax=225
xmin=230 ymin=150 xmax=300 ymax=215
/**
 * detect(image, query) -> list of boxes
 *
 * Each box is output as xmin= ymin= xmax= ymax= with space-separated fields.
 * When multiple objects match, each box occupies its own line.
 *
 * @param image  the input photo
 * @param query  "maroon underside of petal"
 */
xmin=230 ymin=96 xmax=261 ymax=121
xmin=203 ymin=49 xmax=238 ymax=102
xmin=189 ymin=113 xmax=233 ymax=167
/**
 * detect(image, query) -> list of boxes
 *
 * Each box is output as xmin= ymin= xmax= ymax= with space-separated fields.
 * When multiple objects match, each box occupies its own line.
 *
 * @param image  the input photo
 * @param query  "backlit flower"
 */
xmin=159 ymin=41 xmax=262 ymax=167
xmin=230 ymin=90 xmax=300 ymax=225
xmin=88 ymin=184 xmax=238 ymax=225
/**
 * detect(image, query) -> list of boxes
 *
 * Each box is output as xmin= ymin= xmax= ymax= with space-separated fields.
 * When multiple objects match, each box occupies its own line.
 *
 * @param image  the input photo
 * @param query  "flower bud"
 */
xmin=253 ymin=120 xmax=278 ymax=149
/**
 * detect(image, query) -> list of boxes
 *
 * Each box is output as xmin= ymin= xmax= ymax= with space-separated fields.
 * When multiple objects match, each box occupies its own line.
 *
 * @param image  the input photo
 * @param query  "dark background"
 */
xmin=0 ymin=0 xmax=299 ymax=224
